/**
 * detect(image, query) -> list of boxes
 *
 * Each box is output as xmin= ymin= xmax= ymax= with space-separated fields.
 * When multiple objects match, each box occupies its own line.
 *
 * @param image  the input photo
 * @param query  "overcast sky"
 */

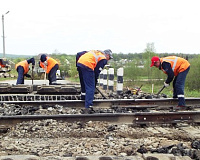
xmin=1 ymin=0 xmax=200 ymax=55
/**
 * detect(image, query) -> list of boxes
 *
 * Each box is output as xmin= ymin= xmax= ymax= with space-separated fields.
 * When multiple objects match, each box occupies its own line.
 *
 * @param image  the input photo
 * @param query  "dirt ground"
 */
xmin=0 ymin=120 xmax=200 ymax=159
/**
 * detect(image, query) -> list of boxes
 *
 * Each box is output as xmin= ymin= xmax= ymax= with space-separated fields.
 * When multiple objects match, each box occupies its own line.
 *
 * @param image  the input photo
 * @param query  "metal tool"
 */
xmin=136 ymin=84 xmax=143 ymax=95
xmin=44 ymin=66 xmax=47 ymax=85
xmin=96 ymin=87 xmax=107 ymax=99
xmin=156 ymin=85 xmax=165 ymax=95
xmin=32 ymin=65 xmax=34 ymax=85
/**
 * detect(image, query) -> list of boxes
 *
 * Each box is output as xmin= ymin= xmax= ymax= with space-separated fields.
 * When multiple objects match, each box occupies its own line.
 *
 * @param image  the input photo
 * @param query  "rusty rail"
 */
xmin=1 ymin=111 xmax=200 ymax=127
xmin=1 ymin=98 xmax=200 ymax=108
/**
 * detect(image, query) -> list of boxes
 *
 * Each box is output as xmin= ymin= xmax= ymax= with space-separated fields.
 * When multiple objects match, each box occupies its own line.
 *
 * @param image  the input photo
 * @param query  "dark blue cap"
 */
xmin=40 ymin=54 xmax=47 ymax=62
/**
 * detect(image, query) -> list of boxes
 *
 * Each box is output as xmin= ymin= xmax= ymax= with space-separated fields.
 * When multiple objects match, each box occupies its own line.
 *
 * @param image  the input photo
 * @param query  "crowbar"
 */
xmin=32 ymin=65 xmax=34 ymax=85
xmin=96 ymin=87 xmax=107 ymax=99
xmin=156 ymin=85 xmax=165 ymax=95
xmin=136 ymin=84 xmax=143 ymax=95
xmin=44 ymin=66 xmax=47 ymax=85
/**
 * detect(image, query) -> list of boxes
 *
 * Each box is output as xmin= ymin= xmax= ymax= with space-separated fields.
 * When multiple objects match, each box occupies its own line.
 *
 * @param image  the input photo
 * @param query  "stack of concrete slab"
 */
xmin=36 ymin=85 xmax=79 ymax=95
xmin=0 ymin=83 xmax=33 ymax=94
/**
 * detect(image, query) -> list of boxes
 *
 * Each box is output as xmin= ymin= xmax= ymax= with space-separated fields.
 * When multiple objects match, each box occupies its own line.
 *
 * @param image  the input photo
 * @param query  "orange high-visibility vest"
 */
xmin=160 ymin=56 xmax=190 ymax=76
xmin=15 ymin=60 xmax=29 ymax=74
xmin=77 ymin=50 xmax=106 ymax=70
xmin=0 ymin=64 xmax=5 ymax=67
xmin=0 ymin=62 xmax=5 ymax=67
xmin=40 ymin=57 xmax=58 ymax=73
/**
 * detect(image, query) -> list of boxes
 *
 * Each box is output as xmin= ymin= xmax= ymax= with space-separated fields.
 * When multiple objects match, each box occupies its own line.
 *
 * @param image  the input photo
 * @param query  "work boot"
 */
xmin=174 ymin=106 xmax=186 ymax=111
xmin=173 ymin=95 xmax=178 ymax=99
xmin=81 ymin=106 xmax=95 ymax=114
xmin=172 ymin=106 xmax=193 ymax=111
xmin=51 ymin=83 xmax=62 ymax=85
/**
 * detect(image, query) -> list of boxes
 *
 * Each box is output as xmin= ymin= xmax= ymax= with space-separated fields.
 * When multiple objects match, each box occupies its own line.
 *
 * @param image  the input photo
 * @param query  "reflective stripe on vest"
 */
xmin=90 ymin=50 xmax=106 ymax=64
xmin=162 ymin=56 xmax=178 ymax=72
xmin=160 ymin=56 xmax=190 ymax=76
xmin=77 ymin=50 xmax=106 ymax=70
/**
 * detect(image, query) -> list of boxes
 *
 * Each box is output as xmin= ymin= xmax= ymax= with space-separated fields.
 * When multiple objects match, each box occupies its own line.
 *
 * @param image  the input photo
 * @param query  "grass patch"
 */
xmin=123 ymin=81 xmax=200 ymax=98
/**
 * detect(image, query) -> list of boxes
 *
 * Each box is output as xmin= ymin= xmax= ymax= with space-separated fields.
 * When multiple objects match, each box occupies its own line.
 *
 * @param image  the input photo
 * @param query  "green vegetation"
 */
xmin=0 ymin=53 xmax=31 ymax=58
xmin=123 ymin=81 xmax=200 ymax=98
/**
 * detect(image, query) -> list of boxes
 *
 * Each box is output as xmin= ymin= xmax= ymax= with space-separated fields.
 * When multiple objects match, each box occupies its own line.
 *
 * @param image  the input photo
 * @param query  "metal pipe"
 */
xmin=2 ymin=11 xmax=9 ymax=58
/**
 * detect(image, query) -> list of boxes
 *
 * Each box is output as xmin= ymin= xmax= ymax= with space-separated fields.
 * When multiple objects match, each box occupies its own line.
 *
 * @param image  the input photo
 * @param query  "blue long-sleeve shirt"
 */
xmin=76 ymin=51 xmax=87 ymax=67
xmin=161 ymin=61 xmax=174 ymax=84
xmin=27 ymin=58 xmax=35 ymax=65
xmin=94 ymin=59 xmax=107 ymax=80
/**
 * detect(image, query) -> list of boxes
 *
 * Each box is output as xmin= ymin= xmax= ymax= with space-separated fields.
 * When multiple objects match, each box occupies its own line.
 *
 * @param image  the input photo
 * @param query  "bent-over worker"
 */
xmin=150 ymin=56 xmax=190 ymax=110
xmin=39 ymin=54 xmax=59 ymax=85
xmin=77 ymin=49 xmax=113 ymax=114
xmin=15 ymin=58 xmax=35 ymax=84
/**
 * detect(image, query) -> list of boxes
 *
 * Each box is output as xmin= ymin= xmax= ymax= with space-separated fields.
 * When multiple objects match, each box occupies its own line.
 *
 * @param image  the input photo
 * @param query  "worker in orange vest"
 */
xmin=0 ymin=59 xmax=6 ymax=68
xmin=15 ymin=58 xmax=35 ymax=84
xmin=39 ymin=54 xmax=59 ymax=85
xmin=150 ymin=56 xmax=190 ymax=110
xmin=0 ymin=58 xmax=11 ymax=72
xmin=77 ymin=49 xmax=113 ymax=114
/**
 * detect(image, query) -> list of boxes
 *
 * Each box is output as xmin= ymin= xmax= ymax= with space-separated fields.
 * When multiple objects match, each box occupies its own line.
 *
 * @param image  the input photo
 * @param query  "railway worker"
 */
xmin=0 ymin=59 xmax=6 ymax=68
xmin=77 ymin=49 xmax=113 ymax=114
xmin=150 ymin=56 xmax=190 ymax=110
xmin=39 ymin=54 xmax=59 ymax=85
xmin=76 ymin=51 xmax=88 ymax=100
xmin=15 ymin=58 xmax=35 ymax=84
xmin=0 ymin=59 xmax=11 ymax=72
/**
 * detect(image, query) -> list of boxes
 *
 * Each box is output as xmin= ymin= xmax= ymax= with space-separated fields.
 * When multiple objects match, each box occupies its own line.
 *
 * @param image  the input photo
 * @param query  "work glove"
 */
xmin=95 ymin=78 xmax=98 ymax=87
xmin=164 ymin=82 xmax=170 ymax=87
xmin=44 ymin=61 xmax=48 ymax=66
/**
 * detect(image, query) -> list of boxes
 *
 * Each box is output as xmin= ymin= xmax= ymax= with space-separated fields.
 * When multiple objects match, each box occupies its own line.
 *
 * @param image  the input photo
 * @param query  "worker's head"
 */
xmin=150 ymin=56 xmax=160 ymax=68
xmin=104 ymin=49 xmax=113 ymax=60
xmin=40 ymin=54 xmax=47 ymax=62
xmin=27 ymin=58 xmax=35 ymax=65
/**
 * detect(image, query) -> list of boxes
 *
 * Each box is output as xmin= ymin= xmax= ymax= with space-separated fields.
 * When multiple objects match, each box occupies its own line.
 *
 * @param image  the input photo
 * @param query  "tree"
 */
xmin=142 ymin=42 xmax=157 ymax=80
xmin=186 ymin=55 xmax=200 ymax=91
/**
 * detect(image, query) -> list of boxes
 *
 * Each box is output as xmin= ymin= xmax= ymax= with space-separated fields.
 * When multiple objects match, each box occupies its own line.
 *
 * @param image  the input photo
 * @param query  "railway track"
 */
xmin=1 ymin=83 xmax=200 ymax=159
xmin=1 ymin=110 xmax=200 ymax=126
xmin=1 ymin=98 xmax=200 ymax=129
xmin=1 ymin=83 xmax=200 ymax=129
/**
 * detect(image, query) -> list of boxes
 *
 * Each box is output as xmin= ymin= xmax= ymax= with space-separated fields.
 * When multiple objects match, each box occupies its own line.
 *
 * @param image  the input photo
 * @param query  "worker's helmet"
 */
xmin=104 ymin=49 xmax=113 ymax=59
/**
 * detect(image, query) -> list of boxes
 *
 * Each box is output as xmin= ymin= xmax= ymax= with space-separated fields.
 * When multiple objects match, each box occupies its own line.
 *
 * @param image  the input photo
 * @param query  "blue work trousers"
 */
xmin=173 ymin=66 xmax=190 ymax=106
xmin=77 ymin=67 xmax=86 ymax=100
xmin=16 ymin=66 xmax=24 ymax=84
xmin=48 ymin=64 xmax=58 ymax=85
xmin=78 ymin=67 xmax=95 ymax=108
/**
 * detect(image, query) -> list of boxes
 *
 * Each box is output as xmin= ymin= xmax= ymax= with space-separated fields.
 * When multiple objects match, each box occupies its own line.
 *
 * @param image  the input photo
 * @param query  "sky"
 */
xmin=1 ymin=0 xmax=200 ymax=56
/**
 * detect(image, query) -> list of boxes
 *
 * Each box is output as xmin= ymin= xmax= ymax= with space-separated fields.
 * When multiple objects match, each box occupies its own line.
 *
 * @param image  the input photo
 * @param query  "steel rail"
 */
xmin=133 ymin=111 xmax=200 ymax=124
xmin=1 ymin=111 xmax=200 ymax=127
xmin=1 ymin=98 xmax=200 ymax=108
